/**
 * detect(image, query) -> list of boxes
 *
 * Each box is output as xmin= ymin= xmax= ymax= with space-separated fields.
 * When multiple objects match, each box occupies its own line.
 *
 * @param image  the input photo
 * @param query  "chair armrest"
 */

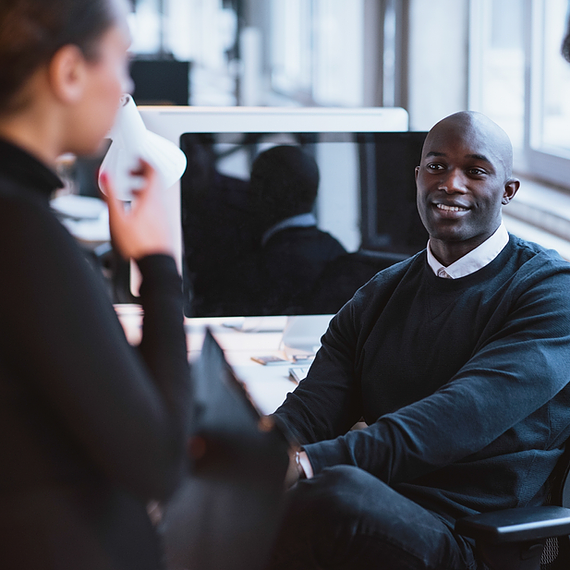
xmin=455 ymin=506 xmax=570 ymax=544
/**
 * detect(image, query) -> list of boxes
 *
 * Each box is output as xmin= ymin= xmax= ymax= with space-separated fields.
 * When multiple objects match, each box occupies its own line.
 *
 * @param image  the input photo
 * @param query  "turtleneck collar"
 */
xmin=0 ymin=137 xmax=63 ymax=199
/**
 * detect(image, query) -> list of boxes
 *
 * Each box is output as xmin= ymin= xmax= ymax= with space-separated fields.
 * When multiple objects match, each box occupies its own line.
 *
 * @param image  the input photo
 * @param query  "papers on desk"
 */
xmin=251 ymin=354 xmax=314 ymax=367
xmin=51 ymin=194 xmax=106 ymax=219
xmin=51 ymin=194 xmax=110 ymax=247
xmin=251 ymin=355 xmax=290 ymax=366
xmin=288 ymin=366 xmax=310 ymax=384
xmin=222 ymin=316 xmax=288 ymax=332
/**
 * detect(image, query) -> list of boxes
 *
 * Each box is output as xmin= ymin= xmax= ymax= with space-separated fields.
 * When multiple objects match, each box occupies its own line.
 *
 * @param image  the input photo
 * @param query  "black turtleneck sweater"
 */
xmin=0 ymin=138 xmax=190 ymax=570
xmin=274 ymin=236 xmax=570 ymax=524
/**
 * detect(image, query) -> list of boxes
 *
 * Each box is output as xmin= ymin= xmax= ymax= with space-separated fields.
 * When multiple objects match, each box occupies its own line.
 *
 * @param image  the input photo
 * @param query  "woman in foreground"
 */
xmin=0 ymin=0 xmax=190 ymax=568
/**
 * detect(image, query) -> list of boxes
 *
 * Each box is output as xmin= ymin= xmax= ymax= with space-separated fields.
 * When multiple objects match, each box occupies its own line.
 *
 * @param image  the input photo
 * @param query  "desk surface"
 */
xmin=115 ymin=306 xmax=322 ymax=415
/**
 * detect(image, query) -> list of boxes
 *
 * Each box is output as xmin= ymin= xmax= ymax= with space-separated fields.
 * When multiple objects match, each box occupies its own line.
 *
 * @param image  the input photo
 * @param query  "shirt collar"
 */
xmin=261 ymin=212 xmax=317 ymax=246
xmin=427 ymin=222 xmax=509 ymax=279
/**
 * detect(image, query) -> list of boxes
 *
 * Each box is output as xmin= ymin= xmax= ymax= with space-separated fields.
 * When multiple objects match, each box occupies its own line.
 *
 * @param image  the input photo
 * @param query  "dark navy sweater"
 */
xmin=273 ymin=235 xmax=570 ymax=523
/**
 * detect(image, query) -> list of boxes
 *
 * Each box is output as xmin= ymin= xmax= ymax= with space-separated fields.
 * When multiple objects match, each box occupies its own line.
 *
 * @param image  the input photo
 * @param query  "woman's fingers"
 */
xmin=101 ymin=163 xmax=174 ymax=260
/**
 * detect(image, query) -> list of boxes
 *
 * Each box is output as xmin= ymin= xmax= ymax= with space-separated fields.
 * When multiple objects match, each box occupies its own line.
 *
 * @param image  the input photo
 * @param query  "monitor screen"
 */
xmin=179 ymin=130 xmax=428 ymax=318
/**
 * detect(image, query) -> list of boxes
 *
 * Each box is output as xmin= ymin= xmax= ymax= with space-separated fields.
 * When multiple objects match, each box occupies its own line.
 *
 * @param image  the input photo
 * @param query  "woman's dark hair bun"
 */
xmin=0 ymin=0 xmax=115 ymax=112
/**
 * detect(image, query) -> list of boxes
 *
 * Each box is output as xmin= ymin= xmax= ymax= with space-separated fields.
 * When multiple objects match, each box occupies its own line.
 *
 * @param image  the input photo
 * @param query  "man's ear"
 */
xmin=48 ymin=45 xmax=87 ymax=104
xmin=502 ymin=178 xmax=520 ymax=205
xmin=415 ymin=165 xmax=420 ymax=182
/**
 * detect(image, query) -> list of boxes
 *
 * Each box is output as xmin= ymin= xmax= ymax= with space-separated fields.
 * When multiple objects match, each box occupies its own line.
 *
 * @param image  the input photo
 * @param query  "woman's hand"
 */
xmin=101 ymin=160 xmax=175 ymax=260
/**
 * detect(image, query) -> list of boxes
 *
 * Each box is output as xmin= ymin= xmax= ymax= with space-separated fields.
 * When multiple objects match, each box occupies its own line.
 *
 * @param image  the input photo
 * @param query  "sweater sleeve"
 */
xmin=271 ymin=299 xmax=363 ymax=446
xmin=136 ymin=254 xmax=191 ymax=438
xmin=0 ymin=200 xmax=190 ymax=502
xmin=275 ymin=259 xmax=570 ymax=485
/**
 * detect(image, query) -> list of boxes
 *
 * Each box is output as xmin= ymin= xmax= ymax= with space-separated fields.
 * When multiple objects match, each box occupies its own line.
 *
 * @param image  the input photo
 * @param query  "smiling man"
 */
xmin=267 ymin=111 xmax=570 ymax=570
xmin=416 ymin=112 xmax=518 ymax=268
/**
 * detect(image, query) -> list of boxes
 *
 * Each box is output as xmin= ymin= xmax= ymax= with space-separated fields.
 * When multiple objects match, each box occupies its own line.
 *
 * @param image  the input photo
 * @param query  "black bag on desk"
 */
xmin=160 ymin=328 xmax=289 ymax=570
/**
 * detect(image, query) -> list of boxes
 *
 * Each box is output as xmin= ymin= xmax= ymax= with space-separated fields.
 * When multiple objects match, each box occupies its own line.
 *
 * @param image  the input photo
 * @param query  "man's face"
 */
xmin=415 ymin=119 xmax=516 ymax=263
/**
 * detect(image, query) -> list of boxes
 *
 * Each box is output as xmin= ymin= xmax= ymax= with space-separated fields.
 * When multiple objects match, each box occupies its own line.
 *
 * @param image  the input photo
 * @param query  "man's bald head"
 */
xmin=415 ymin=110 xmax=520 ymax=265
xmin=423 ymin=111 xmax=515 ymax=182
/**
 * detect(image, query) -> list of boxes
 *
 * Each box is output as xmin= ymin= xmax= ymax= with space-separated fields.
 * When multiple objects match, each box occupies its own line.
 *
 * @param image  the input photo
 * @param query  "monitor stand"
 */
xmin=281 ymin=314 xmax=334 ymax=357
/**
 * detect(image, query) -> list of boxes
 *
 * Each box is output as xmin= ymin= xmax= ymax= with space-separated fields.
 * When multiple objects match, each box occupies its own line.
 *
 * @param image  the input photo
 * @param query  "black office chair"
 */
xmin=455 ymin=447 xmax=570 ymax=570
xmin=307 ymin=249 xmax=409 ymax=314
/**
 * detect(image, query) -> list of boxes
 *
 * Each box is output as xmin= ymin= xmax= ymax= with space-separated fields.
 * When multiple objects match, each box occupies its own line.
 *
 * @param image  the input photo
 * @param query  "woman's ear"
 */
xmin=48 ymin=44 xmax=87 ymax=104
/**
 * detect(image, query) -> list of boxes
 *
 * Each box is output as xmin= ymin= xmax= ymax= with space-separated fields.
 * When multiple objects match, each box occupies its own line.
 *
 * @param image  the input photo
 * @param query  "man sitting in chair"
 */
xmin=267 ymin=111 xmax=570 ymax=570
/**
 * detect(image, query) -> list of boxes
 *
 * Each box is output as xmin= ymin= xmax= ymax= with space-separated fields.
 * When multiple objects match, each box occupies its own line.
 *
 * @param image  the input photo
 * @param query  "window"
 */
xmin=128 ymin=0 xmax=366 ymax=107
xmin=469 ymin=0 xmax=570 ymax=188
xmin=538 ymin=0 xmax=570 ymax=153
xmin=269 ymin=0 xmax=313 ymax=99
xmin=270 ymin=0 xmax=365 ymax=106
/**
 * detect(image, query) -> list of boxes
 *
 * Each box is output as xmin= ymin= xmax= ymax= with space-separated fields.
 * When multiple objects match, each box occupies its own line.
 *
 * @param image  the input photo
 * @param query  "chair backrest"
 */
xmin=559 ymin=455 xmax=570 ymax=509
xmin=541 ymin=445 xmax=570 ymax=569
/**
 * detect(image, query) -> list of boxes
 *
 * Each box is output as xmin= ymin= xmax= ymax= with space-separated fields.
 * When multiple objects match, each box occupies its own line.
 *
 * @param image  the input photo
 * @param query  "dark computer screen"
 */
xmin=359 ymin=131 xmax=428 ymax=253
xmin=180 ymin=131 xmax=428 ymax=318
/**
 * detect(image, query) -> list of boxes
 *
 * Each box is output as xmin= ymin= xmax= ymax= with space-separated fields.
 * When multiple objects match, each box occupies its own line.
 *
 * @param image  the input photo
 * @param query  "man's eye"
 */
xmin=426 ymin=163 xmax=444 ymax=171
xmin=468 ymin=168 xmax=486 ymax=175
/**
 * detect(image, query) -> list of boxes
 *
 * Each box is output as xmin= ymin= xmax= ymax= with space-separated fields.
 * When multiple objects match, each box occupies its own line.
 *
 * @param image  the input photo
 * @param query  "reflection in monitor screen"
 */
xmin=180 ymin=131 xmax=428 ymax=318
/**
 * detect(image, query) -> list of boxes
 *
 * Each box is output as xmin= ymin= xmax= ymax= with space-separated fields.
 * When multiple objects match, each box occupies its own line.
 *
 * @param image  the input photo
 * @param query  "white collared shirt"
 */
xmin=426 ymin=222 xmax=509 ymax=279
xmin=261 ymin=212 xmax=317 ymax=246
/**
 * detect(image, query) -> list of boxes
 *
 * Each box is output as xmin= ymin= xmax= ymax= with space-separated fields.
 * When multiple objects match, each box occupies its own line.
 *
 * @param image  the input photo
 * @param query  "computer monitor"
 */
xmin=137 ymin=107 xmax=420 ymax=319
xmin=359 ymin=131 xmax=429 ymax=253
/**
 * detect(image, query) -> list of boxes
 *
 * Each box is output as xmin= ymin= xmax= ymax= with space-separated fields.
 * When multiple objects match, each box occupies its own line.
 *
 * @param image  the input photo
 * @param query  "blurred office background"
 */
xmin=127 ymin=0 xmax=569 ymax=182
xmin=49 ymin=0 xmax=570 ymax=305
xmin=123 ymin=0 xmax=570 ymax=256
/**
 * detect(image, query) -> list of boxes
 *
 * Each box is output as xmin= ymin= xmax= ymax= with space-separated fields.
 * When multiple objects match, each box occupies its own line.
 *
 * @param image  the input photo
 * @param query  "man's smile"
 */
xmin=435 ymin=203 xmax=470 ymax=212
